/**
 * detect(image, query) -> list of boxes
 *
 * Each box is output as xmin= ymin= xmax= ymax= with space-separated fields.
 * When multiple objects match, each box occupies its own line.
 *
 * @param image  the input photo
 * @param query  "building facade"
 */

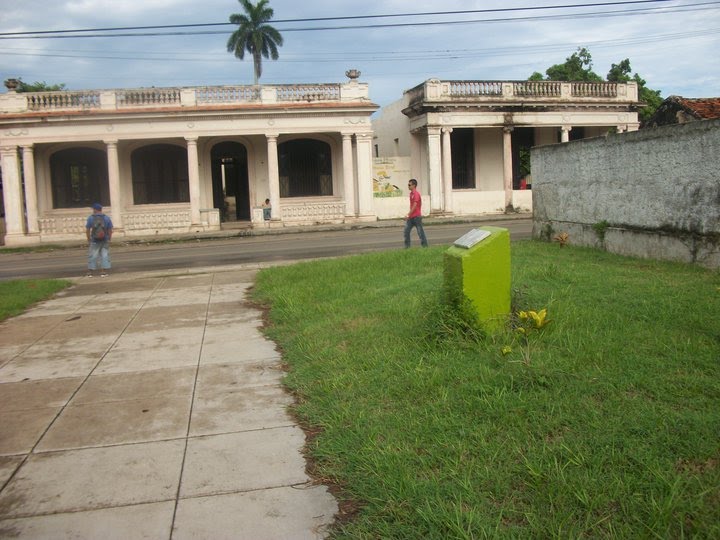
xmin=0 ymin=77 xmax=378 ymax=246
xmin=372 ymin=79 xmax=641 ymax=218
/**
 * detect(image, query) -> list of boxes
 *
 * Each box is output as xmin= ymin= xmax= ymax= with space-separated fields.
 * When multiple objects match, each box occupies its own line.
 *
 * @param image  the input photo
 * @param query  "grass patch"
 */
xmin=0 ymin=245 xmax=70 ymax=254
xmin=253 ymin=241 xmax=720 ymax=538
xmin=0 ymin=279 xmax=71 ymax=321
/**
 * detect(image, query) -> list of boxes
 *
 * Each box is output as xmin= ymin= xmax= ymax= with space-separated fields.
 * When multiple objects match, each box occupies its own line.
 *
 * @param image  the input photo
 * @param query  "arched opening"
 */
xmin=278 ymin=139 xmax=333 ymax=197
xmin=131 ymin=144 xmax=189 ymax=204
xmin=50 ymin=147 xmax=109 ymax=208
xmin=211 ymin=142 xmax=249 ymax=221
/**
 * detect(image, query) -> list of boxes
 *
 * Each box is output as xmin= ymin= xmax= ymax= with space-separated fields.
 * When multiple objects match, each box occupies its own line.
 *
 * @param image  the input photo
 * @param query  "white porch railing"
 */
xmin=280 ymin=199 xmax=346 ymax=223
xmin=122 ymin=208 xmax=192 ymax=231
xmin=38 ymin=214 xmax=87 ymax=235
xmin=36 ymin=205 xmax=212 ymax=238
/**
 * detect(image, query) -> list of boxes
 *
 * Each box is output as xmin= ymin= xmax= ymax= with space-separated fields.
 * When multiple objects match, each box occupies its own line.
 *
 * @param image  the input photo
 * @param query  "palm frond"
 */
xmin=227 ymin=0 xmax=283 ymax=84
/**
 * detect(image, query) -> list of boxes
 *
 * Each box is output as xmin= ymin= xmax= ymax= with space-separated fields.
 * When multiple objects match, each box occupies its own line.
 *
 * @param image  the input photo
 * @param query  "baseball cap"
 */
xmin=92 ymin=203 xmax=102 ymax=211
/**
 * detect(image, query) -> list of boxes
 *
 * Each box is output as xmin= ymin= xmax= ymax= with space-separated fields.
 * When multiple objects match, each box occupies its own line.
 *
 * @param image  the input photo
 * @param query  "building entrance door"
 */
xmin=211 ymin=142 xmax=249 ymax=221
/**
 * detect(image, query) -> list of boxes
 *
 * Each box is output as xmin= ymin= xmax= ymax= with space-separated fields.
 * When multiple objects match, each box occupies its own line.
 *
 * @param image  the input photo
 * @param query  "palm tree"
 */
xmin=227 ymin=0 xmax=283 ymax=86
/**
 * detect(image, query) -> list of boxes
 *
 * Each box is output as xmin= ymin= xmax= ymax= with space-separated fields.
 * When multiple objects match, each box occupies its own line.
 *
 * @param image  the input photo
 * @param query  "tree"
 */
xmin=529 ymin=48 xmax=663 ymax=123
xmin=606 ymin=59 xmax=662 ymax=123
xmin=529 ymin=47 xmax=602 ymax=82
xmin=227 ymin=0 xmax=283 ymax=86
xmin=16 ymin=79 xmax=66 ymax=92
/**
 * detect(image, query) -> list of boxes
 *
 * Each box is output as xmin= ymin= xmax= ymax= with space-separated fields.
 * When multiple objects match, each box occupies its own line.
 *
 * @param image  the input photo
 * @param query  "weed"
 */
xmin=540 ymin=222 xmax=555 ymax=242
xmin=592 ymin=220 xmax=610 ymax=247
xmin=554 ymin=232 xmax=570 ymax=247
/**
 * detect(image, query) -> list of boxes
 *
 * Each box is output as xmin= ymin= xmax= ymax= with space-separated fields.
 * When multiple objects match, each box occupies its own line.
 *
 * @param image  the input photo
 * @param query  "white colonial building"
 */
xmin=372 ymin=79 xmax=642 ymax=218
xmin=0 ymin=74 xmax=377 ymax=246
xmin=0 ymin=76 xmax=644 ymax=246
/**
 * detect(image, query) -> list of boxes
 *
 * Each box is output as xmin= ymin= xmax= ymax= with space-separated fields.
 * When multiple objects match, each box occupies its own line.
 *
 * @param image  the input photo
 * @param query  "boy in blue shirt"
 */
xmin=85 ymin=203 xmax=113 ymax=277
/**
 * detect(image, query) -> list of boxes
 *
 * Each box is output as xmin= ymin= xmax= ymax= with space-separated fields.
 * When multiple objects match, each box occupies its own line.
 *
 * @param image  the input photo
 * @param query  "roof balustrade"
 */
xmin=0 ymin=81 xmax=369 ymax=114
xmin=406 ymin=79 xmax=636 ymax=106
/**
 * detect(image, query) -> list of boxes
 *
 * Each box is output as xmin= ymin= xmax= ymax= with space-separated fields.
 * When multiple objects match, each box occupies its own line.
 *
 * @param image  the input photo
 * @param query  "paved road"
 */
xmin=0 ymin=218 xmax=532 ymax=280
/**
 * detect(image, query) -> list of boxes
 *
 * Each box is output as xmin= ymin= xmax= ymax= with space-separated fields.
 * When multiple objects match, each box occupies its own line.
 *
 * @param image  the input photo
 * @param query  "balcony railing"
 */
xmin=27 ymin=91 xmax=102 ymax=111
xmin=1 ymin=81 xmax=370 ymax=114
xmin=117 ymin=88 xmax=181 ymax=108
xmin=195 ymin=85 xmax=260 ymax=104
xmin=406 ymin=79 xmax=637 ymax=106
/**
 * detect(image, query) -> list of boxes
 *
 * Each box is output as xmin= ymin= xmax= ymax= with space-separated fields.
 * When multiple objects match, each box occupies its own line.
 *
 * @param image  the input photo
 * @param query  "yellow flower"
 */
xmin=529 ymin=308 xmax=550 ymax=329
xmin=501 ymin=345 xmax=513 ymax=355
xmin=518 ymin=311 xmax=528 ymax=320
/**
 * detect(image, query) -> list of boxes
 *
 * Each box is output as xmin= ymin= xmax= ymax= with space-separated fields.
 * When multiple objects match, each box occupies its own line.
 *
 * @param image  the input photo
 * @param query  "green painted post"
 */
xmin=444 ymin=226 xmax=511 ymax=333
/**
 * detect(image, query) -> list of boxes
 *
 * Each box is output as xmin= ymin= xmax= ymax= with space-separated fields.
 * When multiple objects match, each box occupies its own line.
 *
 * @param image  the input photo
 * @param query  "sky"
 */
xmin=1 ymin=0 xmax=718 ymax=108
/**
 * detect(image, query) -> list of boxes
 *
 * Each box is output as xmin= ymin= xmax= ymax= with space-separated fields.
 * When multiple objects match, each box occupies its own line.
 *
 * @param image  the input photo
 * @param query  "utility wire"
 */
xmin=2 ymin=2 xmax=715 ymax=40
xmin=0 ymin=0 xmax=706 ymax=38
xmin=2 ymin=28 xmax=716 ymax=64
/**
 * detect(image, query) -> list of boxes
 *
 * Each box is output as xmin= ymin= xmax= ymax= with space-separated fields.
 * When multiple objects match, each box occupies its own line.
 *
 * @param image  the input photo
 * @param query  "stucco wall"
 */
xmin=532 ymin=118 xmax=720 ymax=268
xmin=371 ymin=96 xmax=412 ymax=156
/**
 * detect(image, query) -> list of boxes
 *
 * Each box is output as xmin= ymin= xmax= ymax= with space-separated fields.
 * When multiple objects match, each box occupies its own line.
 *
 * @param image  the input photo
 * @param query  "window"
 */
xmin=278 ymin=139 xmax=333 ymax=197
xmin=451 ymin=129 xmax=475 ymax=189
xmin=131 ymin=144 xmax=189 ymax=204
xmin=50 ymin=148 xmax=108 ymax=208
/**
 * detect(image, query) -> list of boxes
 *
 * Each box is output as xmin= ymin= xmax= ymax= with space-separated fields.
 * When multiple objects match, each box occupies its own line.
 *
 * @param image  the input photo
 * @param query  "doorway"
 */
xmin=211 ymin=142 xmax=249 ymax=221
xmin=511 ymin=128 xmax=535 ymax=190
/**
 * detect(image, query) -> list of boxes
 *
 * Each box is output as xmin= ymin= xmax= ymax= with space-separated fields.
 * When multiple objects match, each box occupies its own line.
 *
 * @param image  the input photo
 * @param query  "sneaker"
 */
xmin=100 ymin=272 xmax=109 ymax=278
xmin=85 ymin=272 xmax=94 ymax=278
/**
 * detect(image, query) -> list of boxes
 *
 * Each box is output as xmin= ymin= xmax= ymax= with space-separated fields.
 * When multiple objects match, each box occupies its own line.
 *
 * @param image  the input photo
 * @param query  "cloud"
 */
xmin=1 ymin=0 xmax=718 ymax=102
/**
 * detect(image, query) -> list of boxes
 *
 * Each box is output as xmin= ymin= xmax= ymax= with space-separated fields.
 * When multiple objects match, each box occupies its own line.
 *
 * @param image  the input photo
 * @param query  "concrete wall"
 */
xmin=532 ymin=118 xmax=720 ymax=268
xmin=372 ymin=96 xmax=412 ymax=157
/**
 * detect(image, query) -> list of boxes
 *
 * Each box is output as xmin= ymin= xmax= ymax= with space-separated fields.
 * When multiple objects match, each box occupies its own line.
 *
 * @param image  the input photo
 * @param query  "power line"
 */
xmin=0 ymin=0 xmax=701 ymax=38
xmin=2 ymin=2 xmax=716 ymax=41
xmin=2 ymin=28 xmax=716 ymax=64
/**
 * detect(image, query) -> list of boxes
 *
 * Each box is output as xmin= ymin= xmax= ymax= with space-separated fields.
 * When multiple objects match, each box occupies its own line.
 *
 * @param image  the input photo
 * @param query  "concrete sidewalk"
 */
xmin=0 ymin=267 xmax=337 ymax=539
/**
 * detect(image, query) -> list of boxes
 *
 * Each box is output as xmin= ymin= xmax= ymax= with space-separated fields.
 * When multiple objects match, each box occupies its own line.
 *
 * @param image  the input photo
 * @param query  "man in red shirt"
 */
xmin=404 ymin=178 xmax=429 ymax=248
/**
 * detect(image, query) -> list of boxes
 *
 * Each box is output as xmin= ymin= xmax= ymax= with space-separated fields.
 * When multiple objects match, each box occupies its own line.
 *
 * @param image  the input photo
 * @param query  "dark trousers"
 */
xmin=404 ymin=216 xmax=428 ymax=248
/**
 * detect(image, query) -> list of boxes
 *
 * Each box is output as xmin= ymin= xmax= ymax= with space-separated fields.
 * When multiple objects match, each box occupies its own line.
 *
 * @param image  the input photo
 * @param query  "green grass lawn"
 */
xmin=0 ymin=279 xmax=71 ymax=322
xmin=253 ymin=241 xmax=720 ymax=539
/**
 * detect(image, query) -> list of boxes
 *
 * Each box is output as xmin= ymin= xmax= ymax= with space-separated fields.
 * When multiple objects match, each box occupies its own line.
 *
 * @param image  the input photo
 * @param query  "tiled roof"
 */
xmin=673 ymin=96 xmax=720 ymax=119
xmin=644 ymin=95 xmax=720 ymax=127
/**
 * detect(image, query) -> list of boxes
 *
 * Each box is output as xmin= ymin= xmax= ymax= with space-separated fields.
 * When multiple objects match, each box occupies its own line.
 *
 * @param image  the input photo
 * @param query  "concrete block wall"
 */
xmin=531 ymin=118 xmax=720 ymax=268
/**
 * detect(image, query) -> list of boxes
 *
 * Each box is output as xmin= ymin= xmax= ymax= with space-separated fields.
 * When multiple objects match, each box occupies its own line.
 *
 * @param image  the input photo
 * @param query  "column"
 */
xmin=266 ymin=134 xmax=281 ymax=220
xmin=342 ymin=133 xmax=356 ymax=217
xmin=105 ymin=140 xmax=123 ymax=229
xmin=560 ymin=126 xmax=572 ymax=143
xmin=21 ymin=145 xmax=39 ymax=235
xmin=354 ymin=133 xmax=374 ymax=218
xmin=185 ymin=137 xmax=201 ymax=225
xmin=441 ymin=127 xmax=453 ymax=214
xmin=426 ymin=127 xmax=442 ymax=214
xmin=502 ymin=127 xmax=514 ymax=210
xmin=0 ymin=146 xmax=25 ymax=238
